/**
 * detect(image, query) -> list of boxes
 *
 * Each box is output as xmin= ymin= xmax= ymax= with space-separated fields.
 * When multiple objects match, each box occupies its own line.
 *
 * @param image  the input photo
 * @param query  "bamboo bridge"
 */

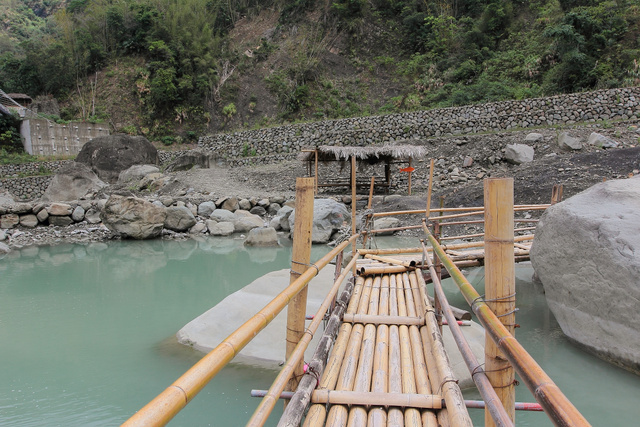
xmin=122 ymin=174 xmax=589 ymax=426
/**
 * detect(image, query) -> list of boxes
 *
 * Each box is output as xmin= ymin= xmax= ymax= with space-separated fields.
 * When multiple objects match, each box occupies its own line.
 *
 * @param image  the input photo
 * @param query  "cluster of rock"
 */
xmin=503 ymin=131 xmax=620 ymax=165
xmin=200 ymin=87 xmax=640 ymax=158
xmin=531 ymin=176 xmax=640 ymax=373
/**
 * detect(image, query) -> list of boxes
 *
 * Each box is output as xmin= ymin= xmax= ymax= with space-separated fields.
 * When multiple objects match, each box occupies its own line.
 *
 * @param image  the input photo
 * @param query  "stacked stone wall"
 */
xmin=199 ymin=87 xmax=640 ymax=158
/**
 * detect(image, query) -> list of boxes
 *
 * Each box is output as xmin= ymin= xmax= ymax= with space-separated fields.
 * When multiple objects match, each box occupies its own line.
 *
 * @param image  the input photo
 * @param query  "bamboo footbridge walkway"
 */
xmin=123 ymin=175 xmax=589 ymax=427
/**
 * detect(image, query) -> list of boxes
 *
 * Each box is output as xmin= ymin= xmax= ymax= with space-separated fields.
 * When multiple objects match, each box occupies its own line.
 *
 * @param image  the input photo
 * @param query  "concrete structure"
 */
xmin=21 ymin=119 xmax=109 ymax=156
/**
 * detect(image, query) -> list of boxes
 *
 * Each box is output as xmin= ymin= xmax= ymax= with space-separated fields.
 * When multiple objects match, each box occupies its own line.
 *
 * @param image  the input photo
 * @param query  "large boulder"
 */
xmin=118 ymin=165 xmax=161 ymax=183
xmin=41 ymin=162 xmax=107 ymax=202
xmin=164 ymin=206 xmax=197 ymax=232
xmin=76 ymin=134 xmax=158 ymax=183
xmin=504 ymin=144 xmax=534 ymax=164
xmin=164 ymin=150 xmax=214 ymax=172
xmin=0 ymin=189 xmax=16 ymax=214
xmin=244 ymin=227 xmax=279 ymax=246
xmin=100 ymin=195 xmax=166 ymax=239
xmin=288 ymin=199 xmax=350 ymax=244
xmin=530 ymin=177 xmax=640 ymax=372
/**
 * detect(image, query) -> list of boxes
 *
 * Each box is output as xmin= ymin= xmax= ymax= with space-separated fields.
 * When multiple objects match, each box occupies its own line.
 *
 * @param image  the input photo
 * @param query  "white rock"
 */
xmin=530 ymin=176 xmax=640 ymax=371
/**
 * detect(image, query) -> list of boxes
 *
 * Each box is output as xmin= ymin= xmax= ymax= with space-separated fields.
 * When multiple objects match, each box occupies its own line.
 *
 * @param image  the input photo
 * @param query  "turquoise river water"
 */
xmin=1 ymin=237 xmax=639 ymax=426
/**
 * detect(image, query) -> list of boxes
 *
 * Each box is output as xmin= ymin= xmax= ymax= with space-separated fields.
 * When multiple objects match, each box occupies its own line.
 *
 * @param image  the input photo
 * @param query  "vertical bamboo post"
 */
xmin=408 ymin=158 xmax=413 ymax=195
xmin=314 ymin=149 xmax=318 ymax=195
xmin=551 ymin=184 xmax=563 ymax=205
xmin=351 ymin=155 xmax=357 ymax=275
xmin=426 ymin=158 xmax=435 ymax=218
xmin=484 ymin=177 xmax=516 ymax=426
xmin=285 ymin=177 xmax=315 ymax=393
xmin=368 ymin=176 xmax=375 ymax=209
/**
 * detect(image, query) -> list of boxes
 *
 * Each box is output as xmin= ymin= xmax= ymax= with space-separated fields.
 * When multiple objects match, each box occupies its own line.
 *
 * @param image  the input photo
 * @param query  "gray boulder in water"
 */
xmin=100 ymin=195 xmax=166 ymax=239
xmin=76 ymin=134 xmax=158 ymax=183
xmin=41 ymin=162 xmax=107 ymax=202
xmin=288 ymin=198 xmax=350 ymax=244
xmin=530 ymin=176 xmax=640 ymax=373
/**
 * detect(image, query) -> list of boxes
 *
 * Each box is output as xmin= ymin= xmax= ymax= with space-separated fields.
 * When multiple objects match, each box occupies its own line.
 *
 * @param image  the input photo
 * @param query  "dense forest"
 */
xmin=1 ymin=0 xmax=639 ymax=142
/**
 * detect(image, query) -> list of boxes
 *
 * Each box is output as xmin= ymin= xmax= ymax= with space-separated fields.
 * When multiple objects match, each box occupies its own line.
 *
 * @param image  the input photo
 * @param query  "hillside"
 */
xmin=1 ymin=0 xmax=640 ymax=144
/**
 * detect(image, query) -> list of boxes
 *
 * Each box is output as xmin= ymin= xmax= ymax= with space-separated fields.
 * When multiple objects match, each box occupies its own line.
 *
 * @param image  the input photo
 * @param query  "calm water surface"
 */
xmin=1 ymin=237 xmax=638 ymax=426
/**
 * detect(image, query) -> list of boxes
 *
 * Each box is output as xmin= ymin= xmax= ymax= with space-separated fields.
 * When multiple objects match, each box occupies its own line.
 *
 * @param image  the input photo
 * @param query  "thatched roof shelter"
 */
xmin=300 ymin=143 xmax=428 ymax=194
xmin=299 ymin=144 xmax=427 ymax=164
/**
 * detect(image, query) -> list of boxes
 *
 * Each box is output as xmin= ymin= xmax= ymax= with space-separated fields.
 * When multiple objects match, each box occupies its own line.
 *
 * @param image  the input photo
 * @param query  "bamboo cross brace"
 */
xmin=342 ymin=313 xmax=425 ymax=326
xmin=310 ymin=390 xmax=443 ymax=409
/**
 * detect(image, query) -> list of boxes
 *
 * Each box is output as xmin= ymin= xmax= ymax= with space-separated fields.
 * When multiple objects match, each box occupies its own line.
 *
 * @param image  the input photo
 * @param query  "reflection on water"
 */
xmin=1 ymin=238 xmax=639 ymax=426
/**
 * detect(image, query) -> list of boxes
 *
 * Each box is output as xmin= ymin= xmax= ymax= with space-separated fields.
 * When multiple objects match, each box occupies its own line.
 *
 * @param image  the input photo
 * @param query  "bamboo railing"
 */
xmin=122 ymin=234 xmax=359 ymax=427
xmin=422 ymin=223 xmax=591 ymax=427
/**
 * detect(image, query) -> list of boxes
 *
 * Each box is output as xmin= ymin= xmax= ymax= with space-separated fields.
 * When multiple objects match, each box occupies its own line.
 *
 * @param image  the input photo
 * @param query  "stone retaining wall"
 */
xmin=199 ymin=87 xmax=640 ymax=157
xmin=0 ymin=176 xmax=52 ymax=200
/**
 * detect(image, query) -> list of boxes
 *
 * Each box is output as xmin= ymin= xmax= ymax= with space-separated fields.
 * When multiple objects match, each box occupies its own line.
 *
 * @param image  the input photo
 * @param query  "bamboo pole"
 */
xmin=285 ymin=177 xmax=315 ymax=394
xmin=406 ymin=272 xmax=439 ymax=427
xmin=422 ymin=226 xmax=591 ymax=427
xmin=277 ymin=256 xmax=359 ymax=427
xmin=324 ymin=275 xmax=374 ymax=425
xmin=313 ymin=390 xmax=442 ymax=409
xmin=358 ymin=264 xmax=414 ymax=276
xmin=408 ymin=158 xmax=413 ymax=195
xmin=303 ymin=276 xmax=366 ymax=427
xmin=387 ymin=274 xmax=404 ymax=426
xmin=426 ymin=158 xmax=435 ymax=218
xmin=351 ymin=155 xmax=357 ymax=276
xmin=122 ymin=234 xmax=358 ymax=427
xmin=314 ymin=149 xmax=318 ymax=195
xmin=254 ymin=390 xmax=544 ymax=412
xmin=347 ymin=275 xmax=381 ymax=425
xmin=255 ymin=255 xmax=359 ymax=427
xmin=551 ymin=184 xmax=563 ymax=205
xmin=368 ymin=274 xmax=389 ymax=426
xmin=420 ymin=239 xmax=513 ymax=427
xmin=396 ymin=273 xmax=422 ymax=427
xmin=363 ymin=254 xmax=417 ymax=268
xmin=342 ymin=313 xmax=424 ymax=326
xmin=373 ymin=204 xmax=550 ymax=218
xmin=368 ymin=176 xmax=375 ymax=209
xmin=366 ymin=224 xmax=424 ymax=235
xmin=484 ymin=178 xmax=516 ymax=427
xmin=415 ymin=271 xmax=473 ymax=426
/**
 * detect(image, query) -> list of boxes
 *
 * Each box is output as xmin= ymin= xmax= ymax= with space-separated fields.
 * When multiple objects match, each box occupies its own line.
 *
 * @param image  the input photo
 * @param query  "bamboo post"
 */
xmin=314 ymin=148 xmax=318 ymax=195
xmin=408 ymin=157 xmax=413 ymax=195
xmin=484 ymin=178 xmax=516 ymax=426
xmin=368 ymin=176 xmax=375 ymax=209
xmin=285 ymin=177 xmax=315 ymax=393
xmin=551 ymin=184 xmax=563 ymax=205
xmin=426 ymin=158 xmax=435 ymax=218
xmin=351 ymin=155 xmax=357 ymax=275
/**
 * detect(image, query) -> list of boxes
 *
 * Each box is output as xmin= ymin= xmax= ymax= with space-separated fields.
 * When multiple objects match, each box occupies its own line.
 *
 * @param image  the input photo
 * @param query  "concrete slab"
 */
xmin=177 ymin=268 xmax=345 ymax=368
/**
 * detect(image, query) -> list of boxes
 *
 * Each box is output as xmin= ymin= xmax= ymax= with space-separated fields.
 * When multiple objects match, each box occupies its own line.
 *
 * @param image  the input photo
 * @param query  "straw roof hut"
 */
xmin=300 ymin=143 xmax=428 ymax=194
xmin=299 ymin=144 xmax=427 ymax=164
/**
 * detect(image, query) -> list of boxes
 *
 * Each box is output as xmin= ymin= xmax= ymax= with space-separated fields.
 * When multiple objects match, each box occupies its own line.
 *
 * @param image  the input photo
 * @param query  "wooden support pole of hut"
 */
xmin=351 ymin=155 xmax=357 ymax=275
xmin=426 ymin=158 xmax=435 ymax=218
xmin=408 ymin=157 xmax=413 ymax=195
xmin=314 ymin=149 xmax=318 ymax=195
xmin=484 ymin=177 xmax=516 ymax=426
xmin=285 ymin=177 xmax=315 ymax=393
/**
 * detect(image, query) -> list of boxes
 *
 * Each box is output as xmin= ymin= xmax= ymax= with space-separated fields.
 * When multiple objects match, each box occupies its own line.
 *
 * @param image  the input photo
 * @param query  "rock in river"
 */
xmin=100 ymin=195 xmax=166 ymax=239
xmin=530 ymin=176 xmax=640 ymax=373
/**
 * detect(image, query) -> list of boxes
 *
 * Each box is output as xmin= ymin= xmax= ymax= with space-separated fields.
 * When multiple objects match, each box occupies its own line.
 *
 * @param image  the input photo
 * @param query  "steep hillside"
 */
xmin=1 ymin=0 xmax=639 ymax=143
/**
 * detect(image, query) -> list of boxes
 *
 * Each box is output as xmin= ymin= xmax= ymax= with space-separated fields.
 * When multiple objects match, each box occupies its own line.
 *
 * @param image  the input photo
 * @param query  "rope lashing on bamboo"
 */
xmin=290 ymin=260 xmax=320 ymax=277
xmin=471 ymin=292 xmax=517 ymax=312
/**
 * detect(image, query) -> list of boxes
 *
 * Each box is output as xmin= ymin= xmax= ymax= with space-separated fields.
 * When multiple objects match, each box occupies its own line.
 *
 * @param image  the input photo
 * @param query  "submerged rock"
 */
xmin=531 ymin=176 xmax=640 ymax=373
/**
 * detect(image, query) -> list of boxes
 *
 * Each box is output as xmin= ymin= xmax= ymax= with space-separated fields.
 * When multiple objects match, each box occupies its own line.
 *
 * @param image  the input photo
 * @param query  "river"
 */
xmin=0 ymin=237 xmax=638 ymax=426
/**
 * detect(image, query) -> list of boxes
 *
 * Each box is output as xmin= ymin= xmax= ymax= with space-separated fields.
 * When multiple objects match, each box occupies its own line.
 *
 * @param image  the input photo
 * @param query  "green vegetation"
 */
xmin=0 ymin=0 xmax=638 ymax=134
xmin=0 ymin=114 xmax=23 ymax=153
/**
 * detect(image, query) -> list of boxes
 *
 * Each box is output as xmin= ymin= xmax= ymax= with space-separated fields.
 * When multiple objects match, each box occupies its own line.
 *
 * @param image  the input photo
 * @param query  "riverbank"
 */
xmin=1 ymin=122 xmax=640 ymax=251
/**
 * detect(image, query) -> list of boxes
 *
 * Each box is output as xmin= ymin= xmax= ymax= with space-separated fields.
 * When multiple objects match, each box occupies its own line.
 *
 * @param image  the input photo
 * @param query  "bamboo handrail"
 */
xmin=122 ymin=234 xmax=359 ymax=427
xmin=422 ymin=224 xmax=591 ymax=427
xmin=372 ymin=204 xmax=550 ymax=218
xmin=420 ymin=240 xmax=513 ymax=427
xmin=250 ymin=253 xmax=360 ymax=427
